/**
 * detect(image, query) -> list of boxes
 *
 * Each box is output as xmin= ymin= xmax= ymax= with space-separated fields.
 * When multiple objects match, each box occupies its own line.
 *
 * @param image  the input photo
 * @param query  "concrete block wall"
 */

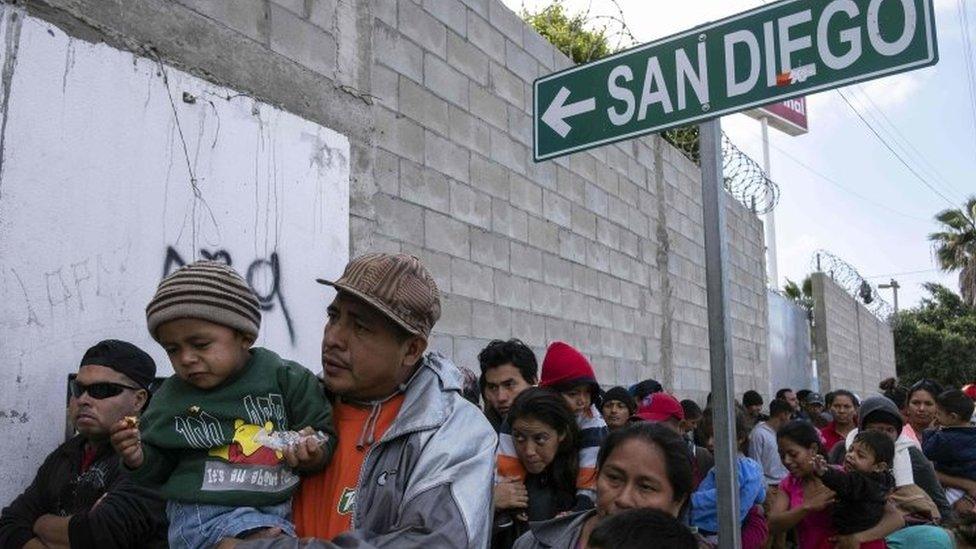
xmin=25 ymin=0 xmax=769 ymax=403
xmin=811 ymin=273 xmax=896 ymax=395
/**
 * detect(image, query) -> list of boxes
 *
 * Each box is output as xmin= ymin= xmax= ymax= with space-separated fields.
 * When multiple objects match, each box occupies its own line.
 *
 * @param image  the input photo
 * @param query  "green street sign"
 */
xmin=533 ymin=0 xmax=938 ymax=161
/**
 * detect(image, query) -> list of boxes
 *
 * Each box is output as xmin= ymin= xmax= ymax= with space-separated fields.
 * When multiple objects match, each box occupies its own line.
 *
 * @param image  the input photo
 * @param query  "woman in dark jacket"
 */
xmin=492 ymin=388 xmax=581 ymax=549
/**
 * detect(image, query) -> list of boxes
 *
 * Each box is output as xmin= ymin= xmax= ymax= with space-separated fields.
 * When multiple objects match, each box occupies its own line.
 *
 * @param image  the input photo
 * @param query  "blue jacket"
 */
xmin=690 ymin=455 xmax=766 ymax=534
xmin=922 ymin=426 xmax=976 ymax=480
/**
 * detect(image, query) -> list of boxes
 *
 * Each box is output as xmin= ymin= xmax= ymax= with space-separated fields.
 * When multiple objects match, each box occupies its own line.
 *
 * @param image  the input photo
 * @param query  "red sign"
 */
xmin=745 ymin=97 xmax=809 ymax=136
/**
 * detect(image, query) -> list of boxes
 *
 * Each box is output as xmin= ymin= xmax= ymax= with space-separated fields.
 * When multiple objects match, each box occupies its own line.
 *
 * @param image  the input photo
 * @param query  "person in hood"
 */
xmin=0 ymin=340 xmax=167 ymax=548
xmin=828 ymin=394 xmax=949 ymax=523
xmin=238 ymin=253 xmax=495 ymax=549
xmin=601 ymin=387 xmax=636 ymax=431
xmin=498 ymin=342 xmax=607 ymax=510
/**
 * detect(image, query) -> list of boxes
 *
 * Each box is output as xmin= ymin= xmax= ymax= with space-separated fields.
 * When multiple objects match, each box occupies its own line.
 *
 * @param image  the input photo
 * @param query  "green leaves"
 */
xmin=929 ymin=195 xmax=976 ymax=306
xmin=894 ymin=284 xmax=976 ymax=386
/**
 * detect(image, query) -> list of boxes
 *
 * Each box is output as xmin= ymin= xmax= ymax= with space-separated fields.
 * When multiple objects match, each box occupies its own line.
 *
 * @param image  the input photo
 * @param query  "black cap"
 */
xmin=80 ymin=340 xmax=156 ymax=390
xmin=604 ymin=386 xmax=637 ymax=413
xmin=743 ymin=390 xmax=763 ymax=407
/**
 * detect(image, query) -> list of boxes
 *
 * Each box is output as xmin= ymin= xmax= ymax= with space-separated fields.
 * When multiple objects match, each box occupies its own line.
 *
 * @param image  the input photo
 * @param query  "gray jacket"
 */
xmin=511 ymin=510 xmax=593 ymax=549
xmin=239 ymin=353 xmax=496 ymax=548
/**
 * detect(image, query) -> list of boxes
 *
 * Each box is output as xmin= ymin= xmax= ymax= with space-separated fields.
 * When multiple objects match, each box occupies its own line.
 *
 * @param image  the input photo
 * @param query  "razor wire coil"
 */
xmin=810 ymin=249 xmax=895 ymax=319
xmin=662 ymin=127 xmax=781 ymax=215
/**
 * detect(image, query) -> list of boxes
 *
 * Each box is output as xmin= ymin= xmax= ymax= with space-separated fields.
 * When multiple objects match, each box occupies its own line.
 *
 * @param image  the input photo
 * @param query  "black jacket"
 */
xmin=0 ymin=436 xmax=167 ymax=548
xmin=491 ymin=473 xmax=578 ymax=549
xmin=818 ymin=467 xmax=894 ymax=535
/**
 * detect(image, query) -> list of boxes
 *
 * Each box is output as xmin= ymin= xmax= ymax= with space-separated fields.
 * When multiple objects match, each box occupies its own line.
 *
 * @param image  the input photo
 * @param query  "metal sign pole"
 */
xmin=699 ymin=118 xmax=741 ymax=548
xmin=760 ymin=116 xmax=779 ymax=289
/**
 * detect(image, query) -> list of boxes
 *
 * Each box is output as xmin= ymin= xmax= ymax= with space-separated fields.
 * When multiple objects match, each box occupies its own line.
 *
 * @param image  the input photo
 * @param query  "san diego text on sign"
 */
xmin=533 ymin=0 xmax=937 ymax=160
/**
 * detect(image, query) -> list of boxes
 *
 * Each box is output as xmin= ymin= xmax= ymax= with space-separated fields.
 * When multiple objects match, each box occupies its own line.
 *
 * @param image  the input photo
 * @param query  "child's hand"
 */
xmin=809 ymin=454 xmax=828 ymax=476
xmin=802 ymin=486 xmax=835 ymax=513
xmin=110 ymin=418 xmax=144 ymax=469
xmin=282 ymin=427 xmax=328 ymax=472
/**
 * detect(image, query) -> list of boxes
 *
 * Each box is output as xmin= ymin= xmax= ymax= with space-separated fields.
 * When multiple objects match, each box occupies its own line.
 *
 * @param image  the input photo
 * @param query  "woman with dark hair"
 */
xmin=906 ymin=379 xmax=944 ymax=440
xmin=820 ymin=390 xmax=859 ymax=453
xmin=770 ymin=421 xmax=905 ymax=548
xmin=493 ymin=388 xmax=581 ymax=548
xmin=513 ymin=422 xmax=695 ymax=548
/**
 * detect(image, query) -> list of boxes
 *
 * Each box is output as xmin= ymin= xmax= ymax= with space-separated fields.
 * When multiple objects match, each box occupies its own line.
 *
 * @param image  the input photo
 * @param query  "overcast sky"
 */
xmin=503 ymin=0 xmax=974 ymax=309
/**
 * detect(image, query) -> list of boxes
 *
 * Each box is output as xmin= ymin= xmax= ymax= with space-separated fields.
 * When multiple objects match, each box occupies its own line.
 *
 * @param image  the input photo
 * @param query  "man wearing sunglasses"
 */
xmin=0 ymin=339 xmax=168 ymax=548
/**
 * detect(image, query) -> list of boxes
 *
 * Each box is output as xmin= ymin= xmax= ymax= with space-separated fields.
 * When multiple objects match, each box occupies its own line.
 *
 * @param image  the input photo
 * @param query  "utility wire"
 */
xmin=850 ymin=86 xmax=968 ymax=201
xmin=863 ymin=268 xmax=942 ymax=279
xmin=957 ymin=0 xmax=976 ymax=159
xmin=742 ymin=127 xmax=932 ymax=222
xmin=835 ymin=89 xmax=959 ymax=209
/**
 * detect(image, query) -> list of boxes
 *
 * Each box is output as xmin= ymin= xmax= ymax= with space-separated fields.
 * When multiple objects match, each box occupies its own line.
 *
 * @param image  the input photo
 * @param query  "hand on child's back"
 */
xmin=109 ymin=418 xmax=144 ymax=469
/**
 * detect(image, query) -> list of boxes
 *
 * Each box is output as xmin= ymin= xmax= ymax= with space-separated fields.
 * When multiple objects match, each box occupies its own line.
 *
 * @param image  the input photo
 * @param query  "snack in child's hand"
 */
xmin=123 ymin=416 xmax=140 ymax=429
xmin=253 ymin=429 xmax=329 ymax=451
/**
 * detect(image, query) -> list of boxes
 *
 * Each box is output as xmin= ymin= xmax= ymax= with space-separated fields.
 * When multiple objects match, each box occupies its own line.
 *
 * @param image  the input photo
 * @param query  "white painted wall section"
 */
xmin=0 ymin=6 xmax=350 ymax=503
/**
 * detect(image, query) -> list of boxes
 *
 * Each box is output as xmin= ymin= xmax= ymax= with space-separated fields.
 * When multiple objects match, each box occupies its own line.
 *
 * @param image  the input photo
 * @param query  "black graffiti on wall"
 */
xmin=162 ymin=247 xmax=295 ymax=344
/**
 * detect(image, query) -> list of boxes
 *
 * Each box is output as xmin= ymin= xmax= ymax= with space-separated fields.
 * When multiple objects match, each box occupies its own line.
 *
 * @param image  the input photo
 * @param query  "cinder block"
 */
xmin=560 ymin=289 xmax=588 ymax=321
xmin=527 ymin=215 xmax=558 ymax=251
xmin=558 ymin=230 xmax=586 ymax=264
xmin=424 ymin=53 xmax=469 ymax=109
xmin=425 ymin=210 xmax=470 ymax=259
xmin=373 ymin=148 xmax=399 ymax=195
xmin=544 ymin=254 xmax=573 ymax=289
xmin=512 ymin=310 xmax=547 ymax=347
xmin=489 ymin=61 xmax=524 ymax=107
xmin=473 ymin=301 xmax=513 ymax=340
xmin=426 ymin=131 xmax=470 ymax=182
xmin=439 ymin=293 xmax=473 ymax=336
xmin=489 ymin=127 xmax=526 ymax=174
xmin=450 ymin=181 xmax=492 ymax=230
xmin=598 ymin=273 xmax=622 ymax=303
xmin=452 ymin=258 xmax=494 ymax=301
xmin=596 ymin=218 xmax=620 ymax=249
xmin=449 ymin=106 xmax=491 ymax=158
xmin=308 ymin=0 xmax=336 ymax=31
xmin=428 ymin=333 xmax=455 ymax=359
xmin=371 ymin=63 xmax=398 ymax=110
xmin=508 ymin=104 xmax=533 ymax=146
xmin=470 ymin=82 xmax=509 ymax=130
xmin=494 ymin=271 xmax=533 ymax=310
xmin=522 ymin=25 xmax=555 ymax=68
xmin=510 ymin=174 xmax=542 ymax=216
xmin=470 ymin=154 xmax=510 ymax=199
xmin=525 ymin=154 xmax=558 ymax=190
xmin=533 ymin=282 xmax=563 ymax=317
xmin=374 ymin=193 xmax=424 ymax=246
xmin=510 ymin=241 xmax=543 ymax=279
xmin=467 ymin=10 xmax=504 ymax=60
xmin=492 ymin=199 xmax=528 ymax=242
xmin=179 ymin=0 xmax=270 ymax=44
xmin=557 ymin=167 xmax=585 ymax=204
xmin=542 ymin=189 xmax=571 ymax=228
xmin=586 ymin=240 xmax=611 ymax=272
xmin=505 ymin=39 xmax=538 ymax=82
xmin=424 ymin=0 xmax=466 ymax=36
xmin=374 ymin=21 xmax=424 ymax=82
xmin=399 ymin=77 xmax=449 ymax=135
xmin=454 ymin=336 xmax=493 ymax=368
xmin=270 ymin=4 xmax=337 ymax=77
xmin=399 ymin=158 xmax=450 ymax=211
xmin=399 ymin=0 xmax=447 ymax=57
xmin=472 ymin=229 xmax=510 ymax=270
xmin=488 ymin=0 xmax=524 ymax=47
xmin=375 ymin=107 xmax=424 ymax=163
xmin=583 ymin=182 xmax=609 ymax=217
xmin=570 ymin=204 xmax=596 ymax=240
xmin=573 ymin=264 xmax=600 ymax=297
xmin=448 ymin=31 xmax=488 ymax=86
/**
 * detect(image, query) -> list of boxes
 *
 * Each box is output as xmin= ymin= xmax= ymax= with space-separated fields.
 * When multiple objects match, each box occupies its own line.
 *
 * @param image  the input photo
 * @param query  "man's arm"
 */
xmin=33 ymin=514 xmax=70 ymax=548
xmin=65 ymin=470 xmax=167 ymax=548
xmin=0 ymin=455 xmax=56 ymax=548
xmin=908 ymin=447 xmax=951 ymax=518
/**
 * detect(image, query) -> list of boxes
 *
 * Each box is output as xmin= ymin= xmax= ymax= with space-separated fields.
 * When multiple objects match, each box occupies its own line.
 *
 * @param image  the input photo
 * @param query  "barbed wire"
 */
xmin=662 ymin=127 xmax=781 ymax=215
xmin=810 ymin=249 xmax=895 ymax=319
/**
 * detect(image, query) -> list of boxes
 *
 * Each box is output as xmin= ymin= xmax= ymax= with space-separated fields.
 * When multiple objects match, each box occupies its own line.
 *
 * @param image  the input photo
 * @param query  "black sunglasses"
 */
xmin=70 ymin=380 xmax=141 ymax=400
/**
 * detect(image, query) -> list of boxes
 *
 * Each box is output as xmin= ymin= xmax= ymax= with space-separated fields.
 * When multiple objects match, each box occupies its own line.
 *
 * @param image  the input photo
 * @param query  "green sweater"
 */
xmin=133 ymin=347 xmax=335 ymax=506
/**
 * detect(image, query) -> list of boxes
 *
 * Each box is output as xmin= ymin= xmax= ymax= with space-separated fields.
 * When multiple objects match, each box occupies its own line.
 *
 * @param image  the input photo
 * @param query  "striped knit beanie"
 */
xmin=146 ymin=260 xmax=261 ymax=340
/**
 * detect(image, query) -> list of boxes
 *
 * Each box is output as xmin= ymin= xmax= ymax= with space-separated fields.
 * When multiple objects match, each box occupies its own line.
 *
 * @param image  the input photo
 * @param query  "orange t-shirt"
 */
xmin=293 ymin=395 xmax=405 ymax=539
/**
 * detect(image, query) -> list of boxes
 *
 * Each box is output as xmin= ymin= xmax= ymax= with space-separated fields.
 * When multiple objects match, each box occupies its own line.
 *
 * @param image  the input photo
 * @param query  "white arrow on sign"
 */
xmin=542 ymin=86 xmax=596 ymax=138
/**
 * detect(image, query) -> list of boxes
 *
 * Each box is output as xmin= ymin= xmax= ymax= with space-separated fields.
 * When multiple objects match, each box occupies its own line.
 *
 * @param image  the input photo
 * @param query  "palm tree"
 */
xmin=783 ymin=275 xmax=814 ymax=316
xmin=930 ymin=196 xmax=976 ymax=307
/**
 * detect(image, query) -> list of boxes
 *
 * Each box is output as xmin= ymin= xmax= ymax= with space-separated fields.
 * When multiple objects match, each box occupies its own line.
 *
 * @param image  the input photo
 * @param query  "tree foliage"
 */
xmin=783 ymin=276 xmax=814 ymax=315
xmin=929 ymin=195 xmax=976 ymax=307
xmin=893 ymin=283 xmax=976 ymax=386
xmin=521 ymin=2 xmax=612 ymax=64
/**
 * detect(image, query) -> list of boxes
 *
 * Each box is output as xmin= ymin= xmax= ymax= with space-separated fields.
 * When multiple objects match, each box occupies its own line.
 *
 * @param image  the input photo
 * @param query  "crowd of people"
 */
xmin=1 ymin=252 xmax=976 ymax=548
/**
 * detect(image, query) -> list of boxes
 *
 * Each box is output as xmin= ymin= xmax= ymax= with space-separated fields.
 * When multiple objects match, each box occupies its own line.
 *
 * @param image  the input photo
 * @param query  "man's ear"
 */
xmin=401 ymin=335 xmax=428 ymax=368
xmin=133 ymin=388 xmax=149 ymax=412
